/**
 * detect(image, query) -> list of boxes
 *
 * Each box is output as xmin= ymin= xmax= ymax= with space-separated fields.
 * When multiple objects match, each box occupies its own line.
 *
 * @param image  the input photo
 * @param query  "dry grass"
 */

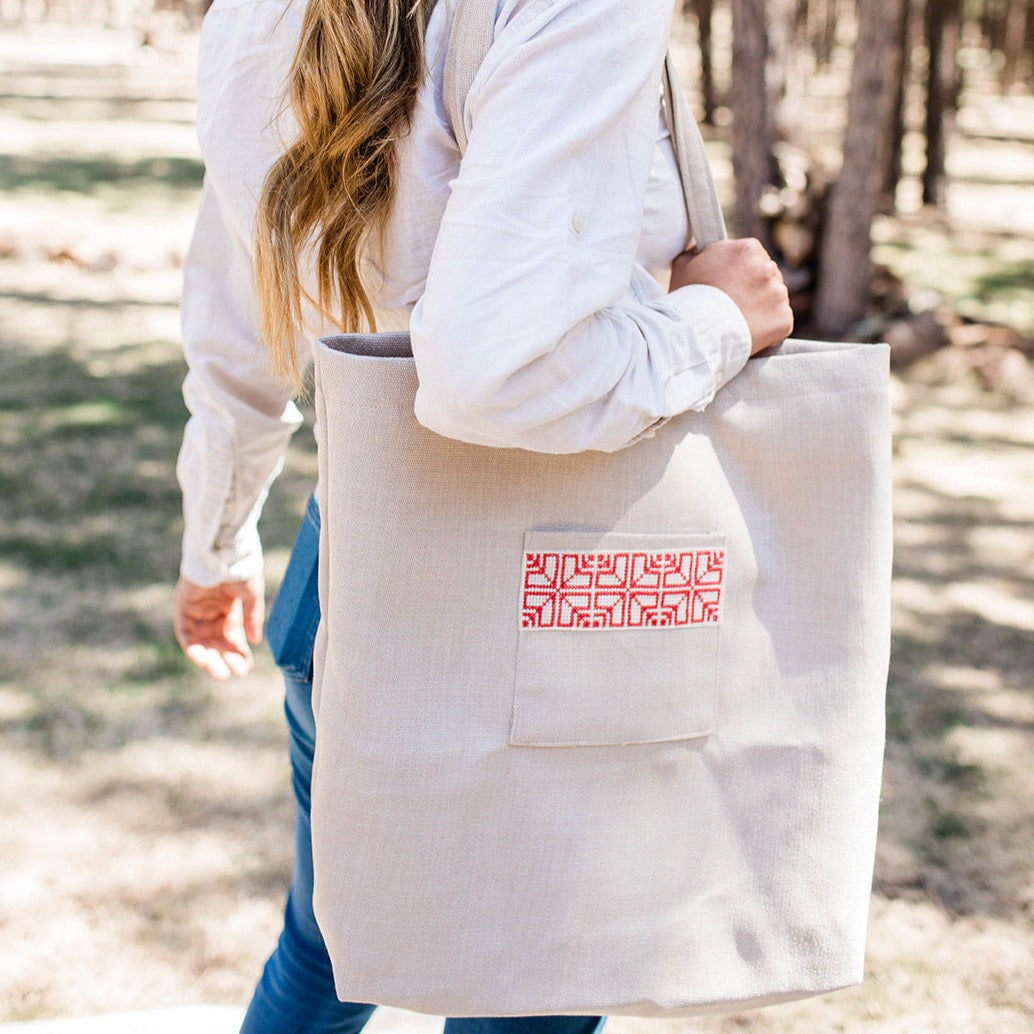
xmin=1 ymin=16 xmax=1032 ymax=1033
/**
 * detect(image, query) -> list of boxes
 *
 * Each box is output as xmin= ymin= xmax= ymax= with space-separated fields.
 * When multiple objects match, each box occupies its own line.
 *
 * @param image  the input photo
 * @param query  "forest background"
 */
xmin=0 ymin=0 xmax=1032 ymax=1030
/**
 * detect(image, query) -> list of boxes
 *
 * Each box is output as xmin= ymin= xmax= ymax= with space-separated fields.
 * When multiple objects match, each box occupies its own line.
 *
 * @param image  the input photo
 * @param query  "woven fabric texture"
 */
xmin=310 ymin=335 xmax=891 ymax=1017
xmin=308 ymin=0 xmax=891 ymax=1017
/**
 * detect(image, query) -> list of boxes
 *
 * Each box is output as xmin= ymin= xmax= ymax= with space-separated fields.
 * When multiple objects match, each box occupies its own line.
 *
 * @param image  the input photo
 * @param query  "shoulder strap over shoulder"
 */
xmin=438 ymin=0 xmax=727 ymax=249
xmin=441 ymin=0 xmax=495 ymax=155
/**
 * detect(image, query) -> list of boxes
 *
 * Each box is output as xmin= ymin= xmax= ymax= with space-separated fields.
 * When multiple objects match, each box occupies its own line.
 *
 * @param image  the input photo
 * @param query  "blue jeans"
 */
xmin=241 ymin=496 xmax=605 ymax=1034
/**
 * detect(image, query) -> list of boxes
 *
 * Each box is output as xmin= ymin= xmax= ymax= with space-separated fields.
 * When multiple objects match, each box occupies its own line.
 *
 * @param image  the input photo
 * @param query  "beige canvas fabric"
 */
xmin=310 ymin=335 xmax=891 ymax=1017
xmin=308 ymin=0 xmax=892 ymax=1017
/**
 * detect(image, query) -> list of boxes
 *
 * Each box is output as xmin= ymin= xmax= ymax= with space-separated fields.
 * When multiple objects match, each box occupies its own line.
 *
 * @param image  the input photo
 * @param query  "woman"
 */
xmin=174 ymin=0 xmax=793 ymax=1030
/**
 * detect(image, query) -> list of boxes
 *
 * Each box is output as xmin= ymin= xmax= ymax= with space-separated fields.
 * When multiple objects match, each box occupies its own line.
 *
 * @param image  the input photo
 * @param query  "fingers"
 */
xmin=756 ymin=251 xmax=794 ymax=353
xmin=184 ymin=641 xmax=250 ymax=681
xmin=176 ymin=607 xmax=255 ymax=680
xmin=238 ymin=574 xmax=266 ymax=646
xmin=174 ymin=576 xmax=262 ymax=680
xmin=672 ymin=237 xmax=794 ymax=356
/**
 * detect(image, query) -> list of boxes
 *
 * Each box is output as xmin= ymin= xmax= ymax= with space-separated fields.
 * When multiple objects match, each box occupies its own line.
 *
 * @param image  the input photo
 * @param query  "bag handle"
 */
xmin=440 ymin=0 xmax=727 ymax=250
xmin=661 ymin=57 xmax=727 ymax=249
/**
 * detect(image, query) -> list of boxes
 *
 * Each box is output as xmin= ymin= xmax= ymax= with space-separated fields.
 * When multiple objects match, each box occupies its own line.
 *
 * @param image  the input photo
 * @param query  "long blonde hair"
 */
xmin=255 ymin=0 xmax=428 ymax=386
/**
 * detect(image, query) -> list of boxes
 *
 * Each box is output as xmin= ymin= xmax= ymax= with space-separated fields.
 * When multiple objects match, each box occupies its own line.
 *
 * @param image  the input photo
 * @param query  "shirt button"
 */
xmin=571 ymin=211 xmax=584 ymax=234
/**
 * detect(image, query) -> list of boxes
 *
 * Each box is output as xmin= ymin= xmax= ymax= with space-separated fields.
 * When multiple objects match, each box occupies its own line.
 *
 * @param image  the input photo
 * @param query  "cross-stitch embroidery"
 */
xmin=521 ymin=549 xmax=724 ymax=629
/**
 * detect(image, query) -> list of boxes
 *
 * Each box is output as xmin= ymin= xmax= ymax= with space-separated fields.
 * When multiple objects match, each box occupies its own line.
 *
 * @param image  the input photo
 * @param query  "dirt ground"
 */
xmin=1 ymin=15 xmax=1033 ymax=1034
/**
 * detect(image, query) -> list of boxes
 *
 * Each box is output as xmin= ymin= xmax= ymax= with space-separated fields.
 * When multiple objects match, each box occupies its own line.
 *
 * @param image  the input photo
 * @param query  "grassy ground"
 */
xmin=1 ymin=17 xmax=1033 ymax=1033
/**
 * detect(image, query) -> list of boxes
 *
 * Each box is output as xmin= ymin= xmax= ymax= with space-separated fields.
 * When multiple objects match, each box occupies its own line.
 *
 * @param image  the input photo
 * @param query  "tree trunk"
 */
xmin=813 ymin=0 xmax=906 ymax=337
xmin=768 ymin=0 xmax=801 ymax=140
xmin=796 ymin=0 xmax=810 ymax=38
xmin=811 ymin=0 xmax=840 ymax=66
xmin=687 ymin=0 xmax=718 ymax=124
xmin=766 ymin=0 xmax=789 ymax=117
xmin=1003 ymin=0 xmax=1031 ymax=89
xmin=922 ymin=0 xmax=962 ymax=207
xmin=880 ymin=0 xmax=914 ymax=212
xmin=730 ymin=0 xmax=775 ymax=245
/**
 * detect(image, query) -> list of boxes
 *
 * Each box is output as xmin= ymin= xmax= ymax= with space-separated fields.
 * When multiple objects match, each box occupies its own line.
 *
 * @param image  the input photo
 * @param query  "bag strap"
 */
xmin=661 ymin=58 xmax=727 ymax=249
xmin=439 ymin=0 xmax=727 ymax=249
xmin=441 ymin=0 xmax=495 ymax=155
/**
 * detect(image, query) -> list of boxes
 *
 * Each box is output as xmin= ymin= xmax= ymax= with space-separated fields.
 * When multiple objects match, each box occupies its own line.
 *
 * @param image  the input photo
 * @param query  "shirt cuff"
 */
xmin=662 ymin=282 xmax=753 ymax=410
xmin=179 ymin=523 xmax=264 ymax=588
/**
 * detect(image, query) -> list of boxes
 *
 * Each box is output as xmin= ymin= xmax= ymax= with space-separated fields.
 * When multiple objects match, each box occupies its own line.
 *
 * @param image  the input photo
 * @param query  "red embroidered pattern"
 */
xmin=521 ymin=549 xmax=724 ymax=629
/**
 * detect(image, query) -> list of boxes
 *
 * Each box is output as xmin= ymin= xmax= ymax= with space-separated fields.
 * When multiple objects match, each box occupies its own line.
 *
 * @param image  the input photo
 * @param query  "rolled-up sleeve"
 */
xmin=177 ymin=178 xmax=304 ymax=587
xmin=410 ymin=0 xmax=750 ymax=454
xmin=176 ymin=0 xmax=308 ymax=586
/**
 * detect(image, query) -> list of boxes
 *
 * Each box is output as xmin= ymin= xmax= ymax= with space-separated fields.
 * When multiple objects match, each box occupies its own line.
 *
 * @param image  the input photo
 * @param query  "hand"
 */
xmin=174 ymin=574 xmax=265 ymax=680
xmin=670 ymin=238 xmax=794 ymax=356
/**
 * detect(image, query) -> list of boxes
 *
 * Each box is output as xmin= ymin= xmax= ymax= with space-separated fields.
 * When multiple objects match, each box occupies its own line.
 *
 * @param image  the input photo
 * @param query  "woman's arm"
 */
xmin=177 ymin=177 xmax=303 ymax=589
xmin=177 ymin=0 xmax=315 ymax=588
xmin=175 ymin=0 xmax=311 ymax=676
xmin=410 ymin=0 xmax=764 ymax=453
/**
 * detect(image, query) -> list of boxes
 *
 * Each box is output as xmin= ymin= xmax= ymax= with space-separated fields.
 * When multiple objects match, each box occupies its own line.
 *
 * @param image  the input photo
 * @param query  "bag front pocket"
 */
xmin=511 ymin=530 xmax=725 ymax=747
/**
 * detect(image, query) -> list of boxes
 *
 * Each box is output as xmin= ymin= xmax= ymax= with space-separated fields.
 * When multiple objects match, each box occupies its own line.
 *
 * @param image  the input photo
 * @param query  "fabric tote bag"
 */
xmin=308 ymin=3 xmax=892 ymax=1019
